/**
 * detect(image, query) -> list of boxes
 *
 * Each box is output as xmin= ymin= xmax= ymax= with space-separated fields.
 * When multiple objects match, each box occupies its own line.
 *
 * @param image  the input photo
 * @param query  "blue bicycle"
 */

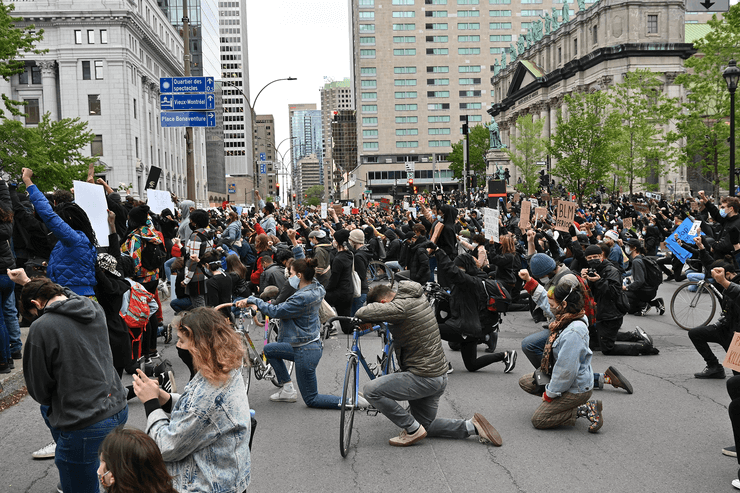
xmin=324 ymin=316 xmax=400 ymax=457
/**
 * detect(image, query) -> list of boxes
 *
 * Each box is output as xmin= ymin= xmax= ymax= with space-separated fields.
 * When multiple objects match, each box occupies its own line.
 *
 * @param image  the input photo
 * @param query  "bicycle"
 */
xmin=670 ymin=279 xmax=723 ymax=330
xmin=325 ymin=315 xmax=400 ymax=457
xmin=367 ymin=260 xmax=394 ymax=285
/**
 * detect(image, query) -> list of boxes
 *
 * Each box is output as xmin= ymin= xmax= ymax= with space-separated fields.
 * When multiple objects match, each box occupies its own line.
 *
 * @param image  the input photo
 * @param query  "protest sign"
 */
xmin=690 ymin=201 xmax=699 ymax=211
xmin=623 ymin=217 xmax=633 ymax=230
xmin=343 ymin=206 xmax=351 ymax=215
xmin=665 ymin=233 xmax=692 ymax=264
xmin=724 ymin=333 xmax=740 ymax=373
xmin=534 ymin=207 xmax=548 ymax=222
xmin=632 ymin=203 xmax=650 ymax=214
xmin=554 ymin=200 xmax=577 ymax=232
xmin=530 ymin=198 xmax=539 ymax=208
xmin=332 ymin=205 xmax=342 ymax=215
xmin=519 ymin=200 xmax=531 ymax=230
xmin=484 ymin=207 xmax=500 ymax=242
xmin=146 ymin=189 xmax=175 ymax=216
xmin=541 ymin=193 xmax=551 ymax=202
xmin=73 ymin=181 xmax=109 ymax=247
xmin=513 ymin=192 xmax=520 ymax=203
xmin=321 ymin=203 xmax=327 ymax=219
xmin=675 ymin=218 xmax=700 ymax=243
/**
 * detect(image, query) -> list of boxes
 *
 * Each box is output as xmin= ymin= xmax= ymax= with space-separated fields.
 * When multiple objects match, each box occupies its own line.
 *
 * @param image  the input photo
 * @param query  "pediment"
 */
xmin=506 ymin=60 xmax=546 ymax=98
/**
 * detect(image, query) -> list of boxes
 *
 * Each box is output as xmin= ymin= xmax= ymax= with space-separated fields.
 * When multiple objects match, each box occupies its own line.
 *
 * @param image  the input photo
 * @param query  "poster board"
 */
xmin=513 ymin=192 xmax=520 ymax=203
xmin=530 ymin=198 xmax=539 ymax=208
xmin=332 ymin=204 xmax=343 ymax=215
xmin=519 ymin=200 xmax=531 ymax=230
xmin=632 ymin=203 xmax=650 ymax=214
xmin=723 ymin=333 xmax=740 ymax=372
xmin=541 ymin=193 xmax=551 ymax=202
xmin=554 ymin=200 xmax=577 ymax=232
xmin=534 ymin=207 xmax=548 ymax=222
xmin=623 ymin=217 xmax=633 ymax=230
xmin=342 ymin=206 xmax=351 ymax=215
xmin=320 ymin=203 xmax=327 ymax=219
xmin=146 ymin=189 xmax=175 ymax=216
xmin=73 ymin=181 xmax=109 ymax=247
xmin=483 ymin=207 xmax=500 ymax=243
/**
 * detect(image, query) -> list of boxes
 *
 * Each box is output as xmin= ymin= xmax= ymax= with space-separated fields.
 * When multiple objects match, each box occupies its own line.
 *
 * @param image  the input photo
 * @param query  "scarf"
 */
xmin=540 ymin=309 xmax=586 ymax=375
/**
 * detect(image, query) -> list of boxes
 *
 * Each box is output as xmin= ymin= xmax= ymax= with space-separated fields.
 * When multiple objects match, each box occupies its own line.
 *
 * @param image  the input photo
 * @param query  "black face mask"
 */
xmin=587 ymin=259 xmax=602 ymax=270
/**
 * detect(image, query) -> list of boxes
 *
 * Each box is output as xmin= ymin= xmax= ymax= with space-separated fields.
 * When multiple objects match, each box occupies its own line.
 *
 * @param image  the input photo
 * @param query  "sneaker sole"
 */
xmin=31 ymin=453 xmax=55 ymax=460
xmin=504 ymin=351 xmax=517 ymax=374
xmin=588 ymin=400 xmax=604 ymax=433
xmin=472 ymin=413 xmax=502 ymax=446
xmin=605 ymin=366 xmax=633 ymax=394
xmin=695 ymin=372 xmax=726 ymax=379
xmin=270 ymin=395 xmax=298 ymax=402
xmin=722 ymin=448 xmax=737 ymax=458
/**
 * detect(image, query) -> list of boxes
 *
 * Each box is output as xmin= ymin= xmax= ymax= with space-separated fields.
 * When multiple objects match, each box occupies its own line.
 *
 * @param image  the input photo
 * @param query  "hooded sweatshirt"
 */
xmin=23 ymin=288 xmax=127 ymax=431
xmin=177 ymin=200 xmax=195 ymax=240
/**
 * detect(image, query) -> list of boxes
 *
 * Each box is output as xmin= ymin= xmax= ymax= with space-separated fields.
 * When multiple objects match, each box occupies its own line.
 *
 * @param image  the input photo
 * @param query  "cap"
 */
xmin=333 ymin=229 xmax=350 ymax=245
xmin=604 ymin=230 xmax=619 ymax=242
xmin=584 ymin=245 xmax=602 ymax=257
xmin=97 ymin=253 xmax=122 ymax=277
xmin=529 ymin=253 xmax=556 ymax=278
xmin=349 ymin=229 xmax=365 ymax=244
xmin=308 ymin=229 xmax=326 ymax=239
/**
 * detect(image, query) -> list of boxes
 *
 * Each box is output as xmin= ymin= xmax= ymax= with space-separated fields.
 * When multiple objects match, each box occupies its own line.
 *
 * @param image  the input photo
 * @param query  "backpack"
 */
xmin=376 ymin=237 xmax=387 ymax=260
xmin=642 ymin=256 xmax=663 ymax=289
xmin=482 ymin=278 xmax=511 ymax=314
xmin=139 ymin=237 xmax=167 ymax=271
xmin=120 ymin=281 xmax=154 ymax=330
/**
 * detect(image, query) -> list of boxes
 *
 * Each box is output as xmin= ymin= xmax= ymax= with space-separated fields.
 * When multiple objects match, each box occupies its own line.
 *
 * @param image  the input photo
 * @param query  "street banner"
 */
xmin=633 ymin=203 xmax=650 ymax=214
xmin=554 ymin=200 xmax=577 ymax=232
xmin=73 ymin=181 xmax=109 ymax=247
xmin=484 ymin=207 xmax=500 ymax=242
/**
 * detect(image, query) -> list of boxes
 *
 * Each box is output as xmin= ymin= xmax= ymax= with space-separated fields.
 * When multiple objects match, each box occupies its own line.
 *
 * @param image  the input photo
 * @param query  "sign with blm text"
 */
xmin=554 ymin=200 xmax=577 ymax=232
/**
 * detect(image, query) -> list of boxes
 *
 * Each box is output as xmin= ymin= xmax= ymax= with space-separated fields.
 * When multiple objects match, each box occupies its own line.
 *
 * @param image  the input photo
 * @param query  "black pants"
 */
xmin=438 ymin=323 xmax=504 ymax=372
xmin=626 ymin=289 xmax=658 ymax=314
xmin=728 ymin=376 xmax=740 ymax=465
xmin=141 ymin=280 xmax=159 ymax=356
xmin=596 ymin=317 xmax=644 ymax=356
xmin=688 ymin=324 xmax=734 ymax=368
xmin=325 ymin=291 xmax=353 ymax=333
xmin=178 ymin=347 xmax=196 ymax=381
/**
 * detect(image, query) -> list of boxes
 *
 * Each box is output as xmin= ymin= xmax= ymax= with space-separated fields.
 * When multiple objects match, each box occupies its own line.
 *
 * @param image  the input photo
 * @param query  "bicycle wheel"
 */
xmin=367 ymin=261 xmax=391 ymax=284
xmin=382 ymin=342 xmax=400 ymax=375
xmin=670 ymin=281 xmax=717 ymax=330
xmin=340 ymin=355 xmax=358 ymax=458
xmin=240 ymin=332 xmax=253 ymax=394
xmin=267 ymin=319 xmax=294 ymax=382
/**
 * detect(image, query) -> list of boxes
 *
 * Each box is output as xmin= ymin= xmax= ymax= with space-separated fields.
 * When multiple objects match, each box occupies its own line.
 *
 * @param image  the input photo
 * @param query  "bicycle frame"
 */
xmin=345 ymin=322 xmax=394 ymax=407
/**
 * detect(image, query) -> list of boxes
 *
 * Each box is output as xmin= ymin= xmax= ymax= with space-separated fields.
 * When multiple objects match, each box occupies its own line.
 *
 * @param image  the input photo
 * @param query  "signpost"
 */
xmin=159 ymin=93 xmax=215 ymax=111
xmin=160 ymin=111 xmax=215 ymax=127
xmin=686 ymin=0 xmax=729 ymax=12
xmin=159 ymin=76 xmax=215 ymax=94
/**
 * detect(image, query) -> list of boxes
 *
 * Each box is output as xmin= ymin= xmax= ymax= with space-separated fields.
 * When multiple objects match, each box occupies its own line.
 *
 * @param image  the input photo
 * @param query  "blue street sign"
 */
xmin=160 ymin=111 xmax=216 ymax=127
xmin=160 ymin=93 xmax=215 ymax=111
xmin=159 ymin=77 xmax=215 ymax=94
xmin=260 ymin=152 xmax=266 ymax=161
xmin=260 ymin=163 xmax=267 ymax=174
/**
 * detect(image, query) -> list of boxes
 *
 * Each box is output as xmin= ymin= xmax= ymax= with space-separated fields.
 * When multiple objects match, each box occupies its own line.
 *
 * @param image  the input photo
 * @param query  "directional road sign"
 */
xmin=160 ymin=111 xmax=216 ymax=127
xmin=159 ymin=77 xmax=215 ymax=94
xmin=160 ymin=93 xmax=216 ymax=111
xmin=260 ymin=153 xmax=266 ymax=161
xmin=686 ymin=0 xmax=729 ymax=12
xmin=260 ymin=163 xmax=267 ymax=174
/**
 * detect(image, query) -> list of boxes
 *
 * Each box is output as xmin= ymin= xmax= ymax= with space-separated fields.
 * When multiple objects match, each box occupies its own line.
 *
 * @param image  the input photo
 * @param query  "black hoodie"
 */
xmin=23 ymin=288 xmax=127 ymax=431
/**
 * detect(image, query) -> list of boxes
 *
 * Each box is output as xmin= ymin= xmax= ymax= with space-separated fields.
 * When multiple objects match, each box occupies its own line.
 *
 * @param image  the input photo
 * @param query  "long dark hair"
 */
xmin=55 ymin=202 xmax=98 ymax=247
xmin=98 ymin=426 xmax=177 ymax=493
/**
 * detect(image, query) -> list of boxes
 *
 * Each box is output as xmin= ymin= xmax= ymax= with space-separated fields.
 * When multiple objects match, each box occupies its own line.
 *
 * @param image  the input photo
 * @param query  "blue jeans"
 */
xmin=385 ymin=260 xmax=402 ymax=271
xmin=41 ymin=404 xmax=128 ymax=493
xmin=264 ymin=340 xmax=341 ymax=409
xmin=170 ymin=296 xmax=192 ymax=314
xmin=351 ymin=294 xmax=367 ymax=316
xmin=363 ymin=372 xmax=468 ymax=437
xmin=0 ymin=275 xmax=12 ymax=361
xmin=428 ymin=256 xmax=437 ymax=283
xmin=163 ymin=256 xmax=176 ymax=280
xmin=0 ymin=274 xmax=19 ymax=355
xmin=521 ymin=329 xmax=602 ymax=388
xmin=687 ymin=271 xmax=705 ymax=292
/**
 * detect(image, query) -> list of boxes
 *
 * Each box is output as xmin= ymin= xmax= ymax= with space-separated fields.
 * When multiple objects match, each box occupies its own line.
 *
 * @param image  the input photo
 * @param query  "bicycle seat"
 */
xmin=260 ymin=285 xmax=280 ymax=301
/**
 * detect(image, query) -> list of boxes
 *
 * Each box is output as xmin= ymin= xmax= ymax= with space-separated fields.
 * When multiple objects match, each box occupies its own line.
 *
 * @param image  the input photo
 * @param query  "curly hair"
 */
xmin=55 ymin=202 xmax=98 ymax=247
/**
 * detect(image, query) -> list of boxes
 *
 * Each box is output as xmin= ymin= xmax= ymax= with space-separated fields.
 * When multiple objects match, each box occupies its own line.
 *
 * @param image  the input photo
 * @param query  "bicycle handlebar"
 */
xmin=325 ymin=316 xmax=363 ymax=327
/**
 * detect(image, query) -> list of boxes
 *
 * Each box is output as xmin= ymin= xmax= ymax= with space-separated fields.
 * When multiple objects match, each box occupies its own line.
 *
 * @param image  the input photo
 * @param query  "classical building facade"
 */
xmin=8 ymin=0 xmax=209 ymax=205
xmin=487 ymin=0 xmax=706 ymax=196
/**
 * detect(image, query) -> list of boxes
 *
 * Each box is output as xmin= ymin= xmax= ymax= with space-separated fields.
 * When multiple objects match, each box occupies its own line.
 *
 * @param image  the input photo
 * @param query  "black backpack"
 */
xmin=642 ymin=257 xmax=663 ymax=289
xmin=140 ymin=237 xmax=167 ymax=272
xmin=481 ymin=278 xmax=511 ymax=314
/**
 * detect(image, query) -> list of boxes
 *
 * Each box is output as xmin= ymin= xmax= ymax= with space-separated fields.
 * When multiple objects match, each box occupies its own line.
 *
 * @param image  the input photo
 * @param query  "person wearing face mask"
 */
xmin=308 ymin=229 xmax=332 ymax=286
xmin=581 ymin=244 xmax=658 ymax=356
xmin=603 ymin=230 xmax=628 ymax=273
xmin=700 ymin=192 xmax=740 ymax=262
xmin=324 ymin=229 xmax=355 ymax=321
xmin=623 ymin=238 xmax=665 ymax=316
xmin=236 ymin=259 xmax=352 ymax=409
xmin=8 ymin=270 xmax=128 ymax=493
xmin=518 ymin=282 xmax=604 ymax=433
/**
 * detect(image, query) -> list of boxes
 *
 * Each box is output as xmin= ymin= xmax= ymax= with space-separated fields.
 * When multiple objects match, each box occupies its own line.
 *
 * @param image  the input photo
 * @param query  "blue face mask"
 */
xmin=289 ymin=275 xmax=300 ymax=289
xmin=721 ymin=208 xmax=728 ymax=218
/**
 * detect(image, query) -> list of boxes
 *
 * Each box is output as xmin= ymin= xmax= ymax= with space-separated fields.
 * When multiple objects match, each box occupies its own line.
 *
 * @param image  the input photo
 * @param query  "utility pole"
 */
xmin=182 ymin=0 xmax=195 ymax=202
xmin=463 ymin=115 xmax=470 ymax=195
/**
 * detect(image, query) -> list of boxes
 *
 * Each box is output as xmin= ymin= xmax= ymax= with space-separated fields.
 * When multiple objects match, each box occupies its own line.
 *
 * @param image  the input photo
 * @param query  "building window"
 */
xmin=360 ymin=49 xmax=376 ymax=58
xmin=25 ymin=65 xmax=41 ymax=85
xmin=133 ymin=98 xmax=137 ymax=119
xmin=488 ymin=22 xmax=511 ymax=29
xmin=100 ymin=29 xmax=108 ymax=44
xmin=359 ymin=0 xmax=374 ymax=5
xmin=360 ymin=36 xmax=376 ymax=45
xmin=396 ymin=116 xmax=419 ymax=123
xmin=394 ymin=48 xmax=416 ymax=55
xmin=75 ymin=30 xmax=82 ymax=44
xmin=457 ymin=10 xmax=480 ymax=16
xmin=393 ymin=11 xmax=416 ymax=17
xmin=490 ymin=34 xmax=512 ymax=41
xmin=396 ymin=128 xmax=419 ymax=135
xmin=426 ymin=35 xmax=448 ymax=42
xmin=360 ymin=24 xmax=375 ymax=32
xmin=363 ymin=117 xmax=379 ymax=125
xmin=459 ymin=78 xmax=481 ymax=85
xmin=458 ymin=0 xmax=479 ymax=3
xmin=394 ymin=66 xmax=417 ymax=73
xmin=94 ymin=60 xmax=104 ymax=79
xmin=395 ymin=79 xmax=417 ymax=86
xmin=361 ymin=92 xmax=377 ymax=100
xmin=395 ymin=91 xmax=417 ymax=98
xmin=425 ymin=10 xmax=447 ymax=17
xmin=426 ymin=48 xmax=449 ymax=55
xmin=458 ymin=47 xmax=480 ymax=55
xmin=427 ymin=66 xmax=449 ymax=73
xmin=458 ymin=22 xmax=480 ymax=29
xmin=647 ymin=14 xmax=658 ymax=34
xmin=135 ymin=137 xmax=139 ymax=158
xmin=428 ymin=128 xmax=450 ymax=135
xmin=558 ymin=46 xmax=562 ymax=64
xmin=426 ymin=0 xmax=447 ymax=3
xmin=87 ymin=30 xmax=95 ymax=43
xmin=82 ymin=61 xmax=91 ymax=80
xmin=395 ymin=103 xmax=418 ymax=110
xmin=428 ymin=103 xmax=450 ymax=110
xmin=458 ymin=35 xmax=480 ymax=42
xmin=91 ymin=135 xmax=103 ymax=156
xmin=428 ymin=78 xmax=450 ymax=85
xmin=458 ymin=65 xmax=481 ymax=72
xmin=426 ymin=23 xmax=448 ymax=29
xmin=427 ymin=91 xmax=450 ymax=97
xmin=489 ymin=0 xmax=511 ymax=3
xmin=429 ymin=140 xmax=451 ymax=147
xmin=361 ymin=79 xmax=377 ymax=87
xmin=363 ymin=142 xmax=379 ymax=150
xmin=593 ymin=25 xmax=598 ymax=44
xmin=363 ymin=129 xmax=379 ymax=137
xmin=396 ymin=141 xmax=419 ymax=148
xmin=574 ymin=38 xmax=578 ymax=56
xmin=393 ymin=0 xmax=414 ymax=4
xmin=394 ymin=36 xmax=416 ymax=42
xmin=88 ymin=94 xmax=101 ymax=115
xmin=24 ymin=99 xmax=40 ymax=125
xmin=362 ymin=104 xmax=378 ymax=112
xmin=393 ymin=23 xmax=416 ymax=30
xmin=460 ymin=102 xmax=482 ymax=108
xmin=359 ymin=11 xmax=375 ymax=19
xmin=428 ymin=115 xmax=450 ymax=122
xmin=361 ymin=67 xmax=377 ymax=76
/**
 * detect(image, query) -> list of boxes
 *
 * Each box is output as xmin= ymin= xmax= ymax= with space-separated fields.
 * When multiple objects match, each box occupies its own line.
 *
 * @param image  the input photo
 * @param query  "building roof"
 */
xmin=520 ymin=60 xmax=545 ymax=79
xmin=685 ymin=23 xmax=712 ymax=44
xmin=323 ymin=78 xmax=351 ymax=90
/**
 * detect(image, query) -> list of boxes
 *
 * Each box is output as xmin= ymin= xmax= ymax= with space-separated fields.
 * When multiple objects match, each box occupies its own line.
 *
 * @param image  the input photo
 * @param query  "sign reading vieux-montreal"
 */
xmin=159 ymin=77 xmax=215 ymax=94
xmin=160 ymin=111 xmax=216 ymax=128
xmin=160 ymin=93 xmax=216 ymax=111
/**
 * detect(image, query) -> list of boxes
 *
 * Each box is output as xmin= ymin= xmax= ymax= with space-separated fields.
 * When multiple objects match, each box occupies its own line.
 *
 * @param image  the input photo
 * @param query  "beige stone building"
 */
xmin=487 ymin=0 xmax=715 ymax=196
xmin=254 ymin=114 xmax=277 ymax=199
xmin=296 ymin=154 xmax=323 ymax=202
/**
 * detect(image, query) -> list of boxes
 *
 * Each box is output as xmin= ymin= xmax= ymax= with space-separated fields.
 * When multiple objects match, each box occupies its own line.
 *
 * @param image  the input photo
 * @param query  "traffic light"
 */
xmin=276 ymin=183 xmax=280 ymax=193
xmin=413 ymin=186 xmax=418 ymax=194
xmin=539 ymin=170 xmax=547 ymax=187
xmin=292 ymin=193 xmax=296 ymax=199
xmin=408 ymin=178 xmax=414 ymax=193
xmin=462 ymin=123 xmax=468 ymax=135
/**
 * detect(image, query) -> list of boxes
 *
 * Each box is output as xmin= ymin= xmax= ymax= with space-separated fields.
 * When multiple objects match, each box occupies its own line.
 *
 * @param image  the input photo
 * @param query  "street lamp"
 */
xmin=724 ymin=60 xmax=740 ymax=197
xmin=222 ymin=77 xmax=297 ymax=198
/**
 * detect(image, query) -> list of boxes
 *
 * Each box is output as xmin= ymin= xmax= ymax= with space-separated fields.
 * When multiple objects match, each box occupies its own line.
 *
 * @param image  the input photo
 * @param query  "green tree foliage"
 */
xmin=0 ymin=2 xmax=46 ymax=118
xmin=548 ymin=90 xmax=621 ymax=206
xmin=0 ymin=114 xmax=97 ymax=191
xmin=670 ymin=5 xmax=740 ymax=197
xmin=506 ymin=114 xmax=547 ymax=195
xmin=448 ymin=124 xmax=489 ymax=187
xmin=611 ymin=69 xmax=679 ymax=198
xmin=305 ymin=184 xmax=324 ymax=207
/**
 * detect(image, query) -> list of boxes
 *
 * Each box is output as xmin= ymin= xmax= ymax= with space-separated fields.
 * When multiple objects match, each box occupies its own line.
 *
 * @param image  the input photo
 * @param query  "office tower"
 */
xmin=289 ymin=103 xmax=323 ymax=201
xmin=331 ymin=110 xmax=358 ymax=201
xmin=254 ymin=114 xmax=278 ymax=198
xmin=320 ymin=78 xmax=353 ymax=200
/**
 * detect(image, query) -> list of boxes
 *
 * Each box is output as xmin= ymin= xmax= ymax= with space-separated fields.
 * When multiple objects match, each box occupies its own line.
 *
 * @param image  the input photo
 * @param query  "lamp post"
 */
xmin=222 ymin=77 xmax=297 ymax=198
xmin=724 ymin=60 xmax=740 ymax=197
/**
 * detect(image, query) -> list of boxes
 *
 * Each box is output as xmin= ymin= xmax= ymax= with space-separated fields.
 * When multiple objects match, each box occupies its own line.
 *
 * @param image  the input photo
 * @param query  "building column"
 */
xmin=541 ymin=104 xmax=550 ymax=141
xmin=37 ymin=60 xmax=58 ymax=121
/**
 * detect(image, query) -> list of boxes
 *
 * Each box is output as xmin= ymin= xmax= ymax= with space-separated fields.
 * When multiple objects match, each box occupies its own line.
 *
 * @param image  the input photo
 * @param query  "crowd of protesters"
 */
xmin=6 ymin=164 xmax=740 ymax=490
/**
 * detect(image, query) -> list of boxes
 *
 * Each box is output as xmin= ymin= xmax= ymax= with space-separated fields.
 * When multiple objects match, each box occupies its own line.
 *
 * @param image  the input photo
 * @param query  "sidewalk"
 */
xmin=0 ymin=326 xmax=29 ymax=399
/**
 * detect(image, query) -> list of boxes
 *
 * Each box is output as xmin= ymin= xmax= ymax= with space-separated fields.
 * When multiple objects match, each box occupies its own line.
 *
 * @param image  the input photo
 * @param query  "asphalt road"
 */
xmin=1 ymin=281 xmax=737 ymax=493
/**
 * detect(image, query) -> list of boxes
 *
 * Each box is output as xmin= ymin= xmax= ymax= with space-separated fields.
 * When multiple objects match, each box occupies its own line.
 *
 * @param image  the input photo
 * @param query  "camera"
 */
xmin=587 ymin=268 xmax=597 ymax=277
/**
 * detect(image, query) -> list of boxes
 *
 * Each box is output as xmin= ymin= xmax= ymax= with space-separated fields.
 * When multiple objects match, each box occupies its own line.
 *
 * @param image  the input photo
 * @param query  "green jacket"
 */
xmin=355 ymin=281 xmax=448 ymax=378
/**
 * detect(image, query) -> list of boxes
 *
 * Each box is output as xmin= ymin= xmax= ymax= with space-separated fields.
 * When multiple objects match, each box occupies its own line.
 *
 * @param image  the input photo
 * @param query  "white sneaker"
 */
xmin=344 ymin=394 xmax=371 ymax=409
xmin=733 ymin=478 xmax=740 ymax=490
xmin=270 ymin=387 xmax=298 ymax=402
xmin=32 ymin=441 xmax=56 ymax=459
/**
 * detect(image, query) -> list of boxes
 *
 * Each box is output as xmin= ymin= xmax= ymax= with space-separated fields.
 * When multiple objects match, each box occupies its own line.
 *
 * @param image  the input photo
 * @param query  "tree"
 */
xmin=0 ymin=2 xmax=45 ymax=118
xmin=611 ymin=69 xmax=679 ymax=198
xmin=304 ymin=184 xmax=324 ymax=207
xmin=0 ymin=114 xmax=97 ymax=191
xmin=448 ymin=124 xmax=489 ymax=187
xmin=670 ymin=5 xmax=740 ymax=197
xmin=548 ymin=90 xmax=621 ymax=206
xmin=506 ymin=114 xmax=547 ymax=195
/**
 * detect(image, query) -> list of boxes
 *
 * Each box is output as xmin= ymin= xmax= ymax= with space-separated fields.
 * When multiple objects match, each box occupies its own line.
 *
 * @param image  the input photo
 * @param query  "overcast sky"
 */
xmin=247 ymin=0 xmax=350 ymax=180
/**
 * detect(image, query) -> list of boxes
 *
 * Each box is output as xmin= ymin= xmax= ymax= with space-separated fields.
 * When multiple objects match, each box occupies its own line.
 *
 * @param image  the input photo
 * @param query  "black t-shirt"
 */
xmin=206 ymin=272 xmax=233 ymax=314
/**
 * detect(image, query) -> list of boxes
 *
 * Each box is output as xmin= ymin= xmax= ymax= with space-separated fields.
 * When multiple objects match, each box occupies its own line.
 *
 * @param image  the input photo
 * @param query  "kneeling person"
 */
xmin=355 ymin=281 xmax=502 ymax=447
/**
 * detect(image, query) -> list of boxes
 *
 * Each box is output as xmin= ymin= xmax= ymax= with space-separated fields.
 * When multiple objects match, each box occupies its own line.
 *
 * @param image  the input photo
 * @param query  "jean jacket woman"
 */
xmin=146 ymin=369 xmax=251 ymax=493
xmin=544 ymin=315 xmax=594 ymax=399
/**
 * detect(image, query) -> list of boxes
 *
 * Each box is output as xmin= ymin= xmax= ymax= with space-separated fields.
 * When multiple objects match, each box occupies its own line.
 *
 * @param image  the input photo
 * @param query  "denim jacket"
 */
xmin=545 ymin=316 xmax=594 ymax=398
xmin=146 ymin=370 xmax=251 ymax=493
xmin=247 ymin=278 xmax=325 ymax=346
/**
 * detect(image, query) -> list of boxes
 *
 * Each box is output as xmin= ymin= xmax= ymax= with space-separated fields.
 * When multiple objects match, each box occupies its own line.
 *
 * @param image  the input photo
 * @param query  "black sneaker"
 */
xmin=655 ymin=298 xmax=665 ymax=316
xmin=164 ymin=324 xmax=173 ymax=344
xmin=11 ymin=350 xmax=22 ymax=360
xmin=635 ymin=304 xmax=650 ymax=317
xmin=446 ymin=362 xmax=453 ymax=374
xmin=694 ymin=366 xmax=725 ymax=379
xmin=158 ymin=370 xmax=177 ymax=393
xmin=503 ymin=350 xmax=517 ymax=374
xmin=723 ymin=445 xmax=738 ymax=458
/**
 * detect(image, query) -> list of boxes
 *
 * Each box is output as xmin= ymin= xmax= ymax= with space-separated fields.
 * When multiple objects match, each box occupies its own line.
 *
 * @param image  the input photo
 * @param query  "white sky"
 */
xmin=247 ymin=0 xmax=351 ymax=179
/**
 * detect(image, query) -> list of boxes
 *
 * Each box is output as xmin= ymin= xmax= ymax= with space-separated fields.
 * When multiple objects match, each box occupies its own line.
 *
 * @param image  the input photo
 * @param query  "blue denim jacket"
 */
xmin=146 ymin=369 xmax=251 ymax=493
xmin=247 ymin=279 xmax=325 ymax=346
xmin=545 ymin=316 xmax=594 ymax=398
